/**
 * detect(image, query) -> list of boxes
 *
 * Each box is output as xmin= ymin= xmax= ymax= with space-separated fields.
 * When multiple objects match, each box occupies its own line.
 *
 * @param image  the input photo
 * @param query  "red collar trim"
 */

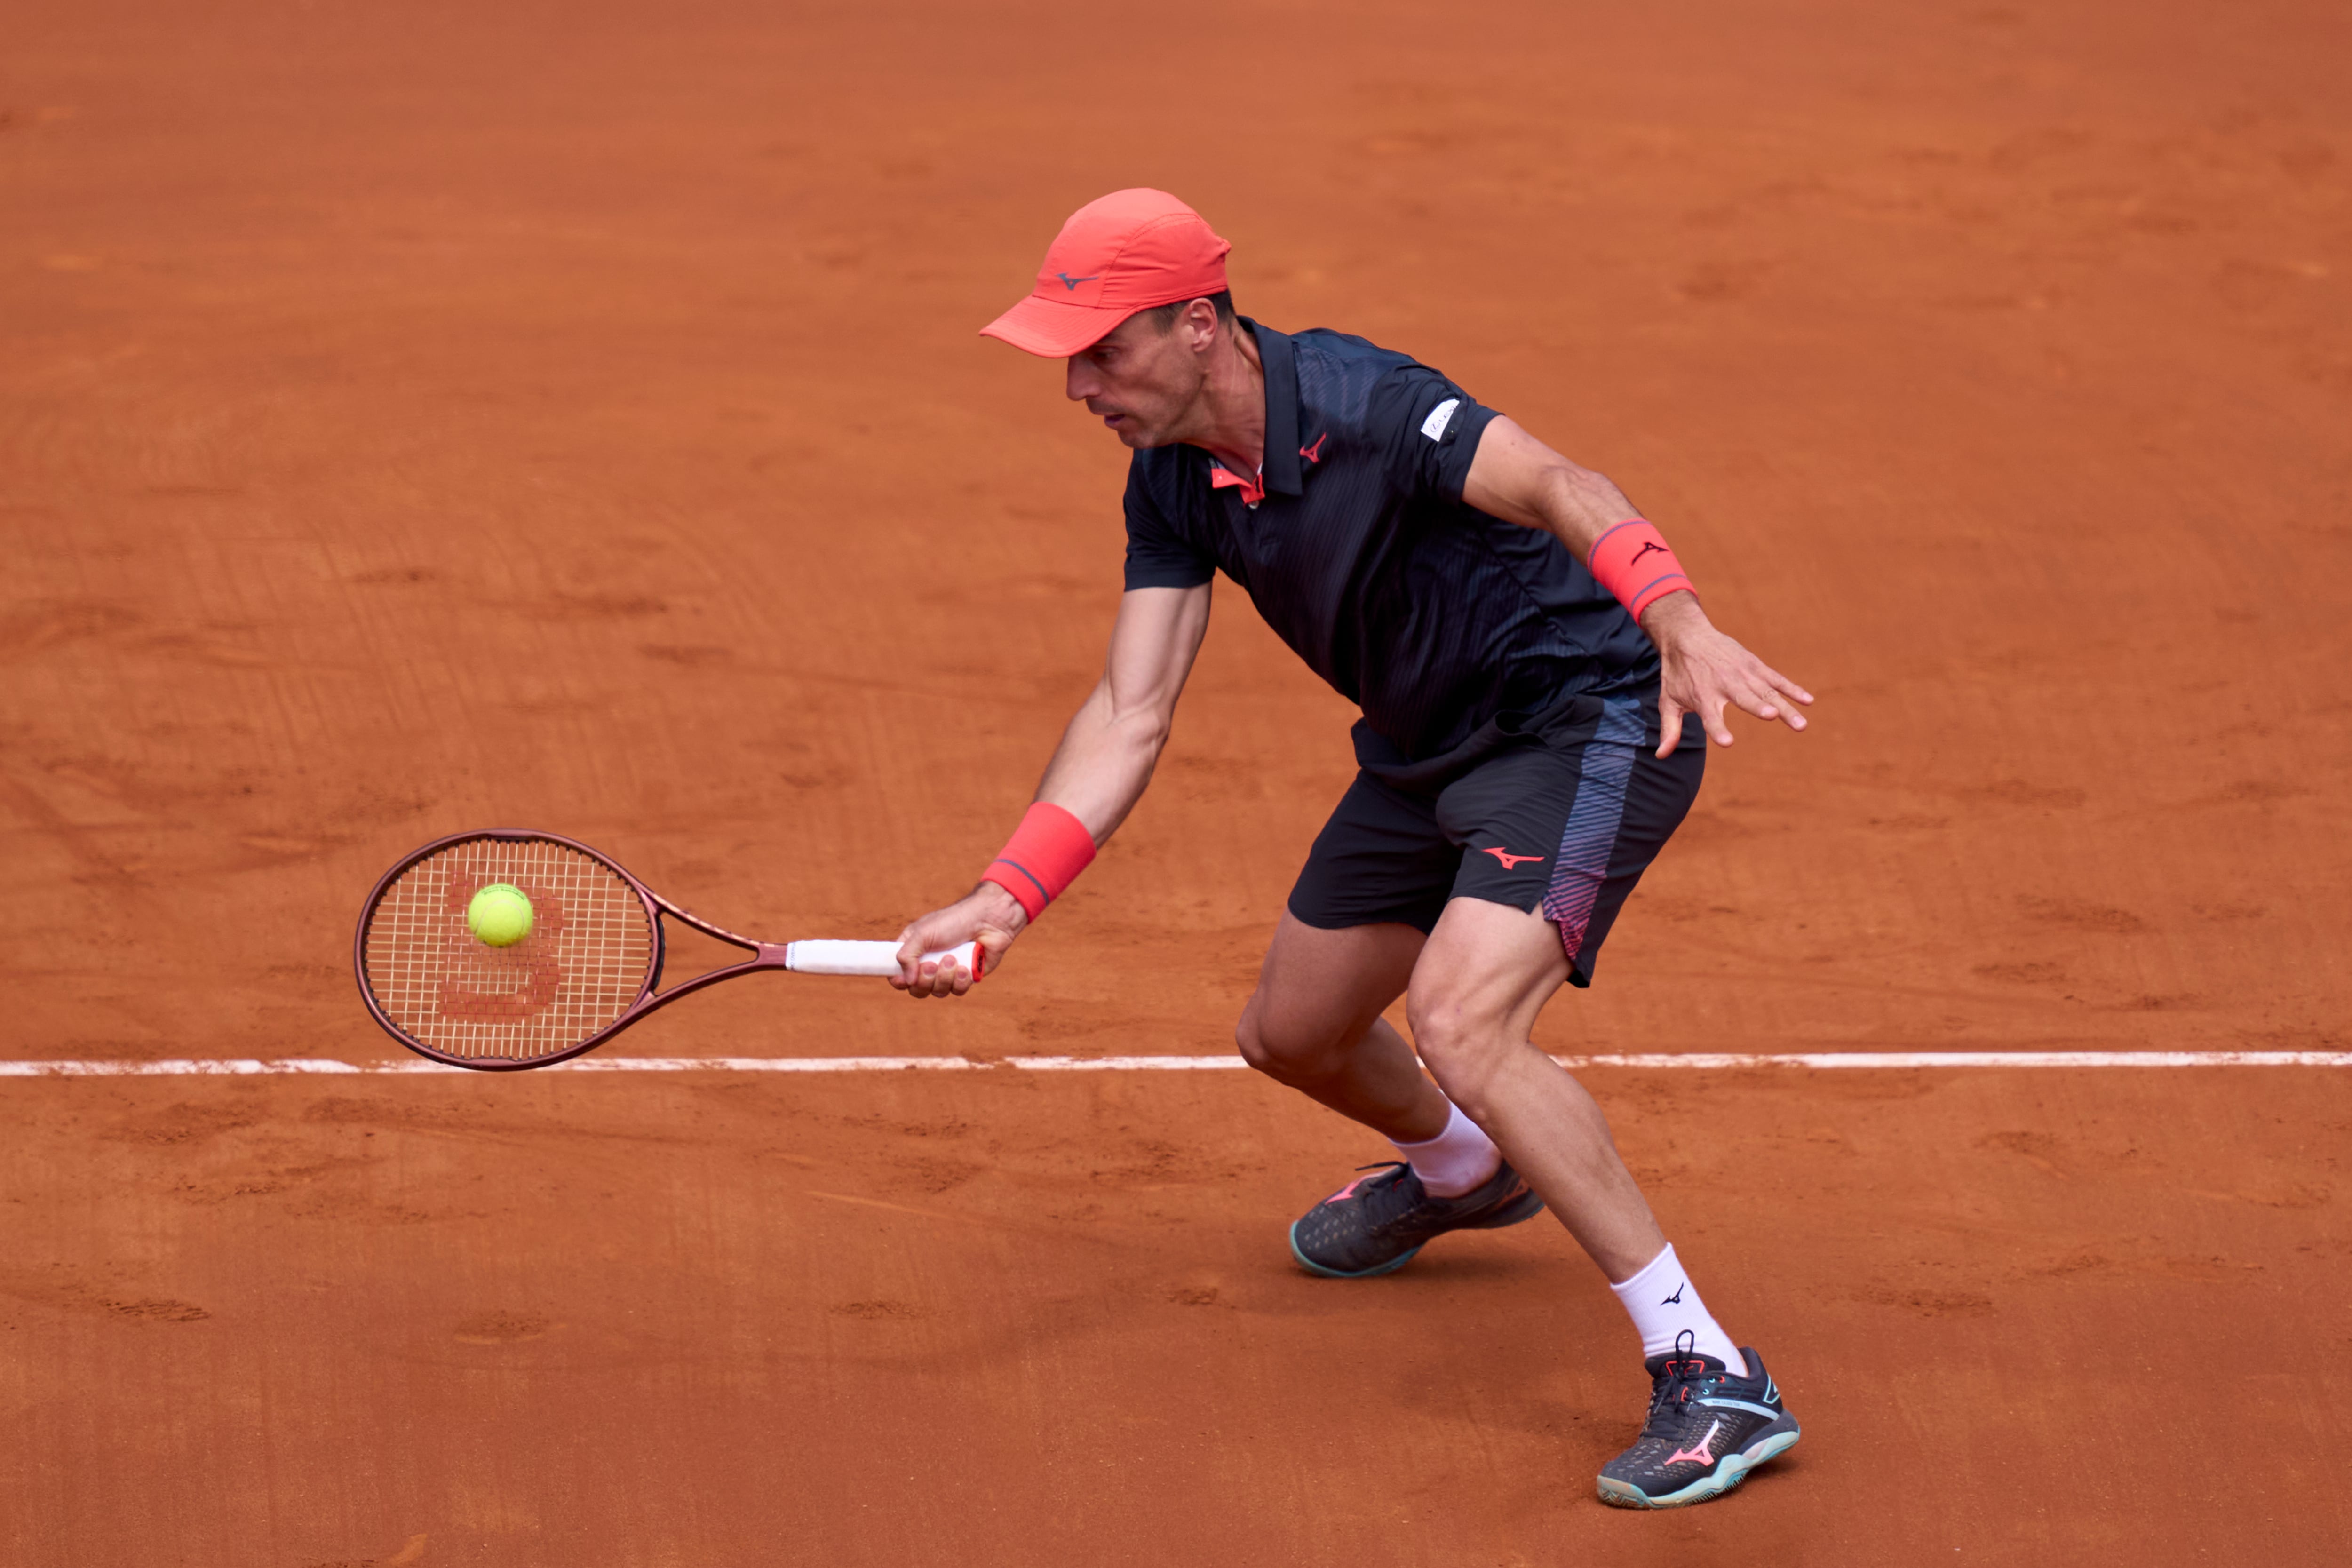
xmin=1208 ymin=461 xmax=1265 ymax=507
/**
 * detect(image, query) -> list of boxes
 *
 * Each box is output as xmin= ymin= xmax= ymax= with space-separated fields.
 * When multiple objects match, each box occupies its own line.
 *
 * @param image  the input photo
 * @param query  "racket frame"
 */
xmin=354 ymin=827 xmax=930 ymax=1072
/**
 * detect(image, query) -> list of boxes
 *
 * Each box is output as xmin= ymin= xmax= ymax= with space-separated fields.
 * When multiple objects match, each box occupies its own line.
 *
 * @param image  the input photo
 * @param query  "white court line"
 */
xmin=0 ymin=1051 xmax=2346 ymax=1078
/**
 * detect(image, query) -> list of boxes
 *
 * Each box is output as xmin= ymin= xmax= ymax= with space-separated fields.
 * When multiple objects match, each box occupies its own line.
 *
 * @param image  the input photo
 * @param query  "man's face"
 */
xmin=1064 ymin=309 xmax=1209 ymax=449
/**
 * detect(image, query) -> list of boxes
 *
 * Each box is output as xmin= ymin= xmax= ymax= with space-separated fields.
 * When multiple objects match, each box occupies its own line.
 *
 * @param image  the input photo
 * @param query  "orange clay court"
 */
xmin=4 ymin=1 xmax=2349 ymax=1563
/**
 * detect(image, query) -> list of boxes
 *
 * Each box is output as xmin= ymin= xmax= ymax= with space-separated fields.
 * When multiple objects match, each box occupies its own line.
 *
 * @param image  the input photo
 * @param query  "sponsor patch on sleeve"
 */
xmin=1419 ymin=398 xmax=1459 ymax=441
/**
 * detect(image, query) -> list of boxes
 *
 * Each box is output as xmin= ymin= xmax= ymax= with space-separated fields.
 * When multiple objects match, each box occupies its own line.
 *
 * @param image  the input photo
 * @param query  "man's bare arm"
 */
xmin=1462 ymin=415 xmax=1812 ymax=758
xmin=891 ymin=582 xmax=1212 ymax=996
xmin=1031 ymin=582 xmax=1213 ymax=838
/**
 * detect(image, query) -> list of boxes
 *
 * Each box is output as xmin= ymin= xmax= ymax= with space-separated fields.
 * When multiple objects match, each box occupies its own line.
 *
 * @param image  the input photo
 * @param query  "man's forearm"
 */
xmin=1033 ymin=682 xmax=1173 ymax=845
xmin=1534 ymin=462 xmax=1643 ymax=563
xmin=1529 ymin=466 xmax=1707 ymax=648
xmin=894 ymin=585 xmax=1208 ymax=984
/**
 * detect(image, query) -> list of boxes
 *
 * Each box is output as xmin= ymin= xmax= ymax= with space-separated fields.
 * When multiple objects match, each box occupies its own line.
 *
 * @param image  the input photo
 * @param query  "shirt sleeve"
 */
xmin=1121 ymin=454 xmax=1216 ymax=590
xmin=1369 ymin=364 xmax=1501 ymax=504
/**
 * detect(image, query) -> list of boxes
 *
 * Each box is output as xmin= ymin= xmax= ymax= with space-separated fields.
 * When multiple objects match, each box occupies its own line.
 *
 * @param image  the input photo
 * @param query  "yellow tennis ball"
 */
xmin=466 ymin=883 xmax=534 ymax=947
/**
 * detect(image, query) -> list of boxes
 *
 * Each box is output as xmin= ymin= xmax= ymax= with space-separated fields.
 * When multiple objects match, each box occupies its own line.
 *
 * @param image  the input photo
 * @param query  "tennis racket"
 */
xmin=353 ymin=828 xmax=976 ymax=1071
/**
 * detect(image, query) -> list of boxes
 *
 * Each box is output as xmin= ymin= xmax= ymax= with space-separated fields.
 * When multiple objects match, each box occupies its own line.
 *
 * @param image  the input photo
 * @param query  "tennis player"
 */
xmin=891 ymin=189 xmax=1811 ymax=1509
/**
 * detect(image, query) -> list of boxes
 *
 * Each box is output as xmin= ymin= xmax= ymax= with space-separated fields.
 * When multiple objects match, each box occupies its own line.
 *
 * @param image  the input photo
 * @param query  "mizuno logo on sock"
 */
xmin=1661 ymin=1284 xmax=1684 ymax=1305
xmin=1665 ymin=1418 xmax=1722 ymax=1469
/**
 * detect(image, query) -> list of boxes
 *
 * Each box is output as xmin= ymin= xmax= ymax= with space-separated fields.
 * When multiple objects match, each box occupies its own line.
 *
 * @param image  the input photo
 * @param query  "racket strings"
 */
xmin=363 ymin=837 xmax=655 ymax=1061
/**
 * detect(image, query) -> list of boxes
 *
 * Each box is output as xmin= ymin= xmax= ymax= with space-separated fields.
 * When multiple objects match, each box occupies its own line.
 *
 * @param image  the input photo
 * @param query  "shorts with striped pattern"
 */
xmin=1286 ymin=699 xmax=1703 ymax=987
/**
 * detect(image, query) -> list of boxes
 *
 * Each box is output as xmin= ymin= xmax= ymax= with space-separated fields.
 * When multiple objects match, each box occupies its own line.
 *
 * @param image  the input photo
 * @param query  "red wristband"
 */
xmin=981 ymin=802 xmax=1097 ymax=922
xmin=1588 ymin=519 xmax=1697 ymax=623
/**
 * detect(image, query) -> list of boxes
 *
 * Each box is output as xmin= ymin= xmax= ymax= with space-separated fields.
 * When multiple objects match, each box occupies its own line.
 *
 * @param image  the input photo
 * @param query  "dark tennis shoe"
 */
xmin=1287 ymin=1159 xmax=1544 ymax=1279
xmin=1597 ymin=1335 xmax=1801 ymax=1509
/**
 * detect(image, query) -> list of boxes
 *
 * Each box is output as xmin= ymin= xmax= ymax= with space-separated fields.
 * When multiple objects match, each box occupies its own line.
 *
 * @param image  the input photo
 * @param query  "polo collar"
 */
xmin=1248 ymin=319 xmax=1304 ymax=499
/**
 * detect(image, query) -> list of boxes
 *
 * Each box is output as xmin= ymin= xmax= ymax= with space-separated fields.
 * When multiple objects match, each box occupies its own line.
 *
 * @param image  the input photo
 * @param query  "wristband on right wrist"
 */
xmin=1588 ymin=519 xmax=1697 ymax=622
xmin=980 ymin=802 xmax=1097 ymax=922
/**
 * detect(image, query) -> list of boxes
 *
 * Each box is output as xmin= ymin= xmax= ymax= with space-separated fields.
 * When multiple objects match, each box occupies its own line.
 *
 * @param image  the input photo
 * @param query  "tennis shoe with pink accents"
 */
xmin=1597 ymin=1334 xmax=1801 ymax=1509
xmin=1287 ymin=1158 xmax=1543 ymax=1278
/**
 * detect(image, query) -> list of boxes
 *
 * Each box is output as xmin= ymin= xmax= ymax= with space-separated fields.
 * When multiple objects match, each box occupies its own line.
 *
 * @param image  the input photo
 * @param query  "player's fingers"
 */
xmin=1656 ymin=689 xmax=1685 ymax=759
xmin=923 ymin=942 xmax=971 ymax=997
xmin=1759 ymin=666 xmax=1813 ymax=727
xmin=1705 ymin=689 xmax=1735 ymax=747
xmin=1728 ymin=675 xmax=1782 ymax=722
xmin=1760 ymin=664 xmax=1814 ymax=706
xmin=1729 ymin=667 xmax=1809 ymax=732
xmin=891 ymin=926 xmax=925 ymax=989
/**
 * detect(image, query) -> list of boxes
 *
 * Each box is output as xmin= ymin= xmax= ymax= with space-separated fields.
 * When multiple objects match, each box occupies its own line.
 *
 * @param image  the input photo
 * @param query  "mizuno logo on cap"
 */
xmin=1054 ymin=272 xmax=1100 ymax=291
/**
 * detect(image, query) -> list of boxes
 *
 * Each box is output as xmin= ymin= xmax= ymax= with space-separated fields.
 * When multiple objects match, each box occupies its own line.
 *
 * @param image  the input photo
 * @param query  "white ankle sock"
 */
xmin=1390 ymin=1104 xmax=1501 ymax=1197
xmin=1609 ymin=1244 xmax=1747 ymax=1376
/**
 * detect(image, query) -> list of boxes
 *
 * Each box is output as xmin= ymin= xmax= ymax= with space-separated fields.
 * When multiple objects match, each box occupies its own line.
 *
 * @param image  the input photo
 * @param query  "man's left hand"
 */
xmin=1642 ymin=591 xmax=1813 ymax=758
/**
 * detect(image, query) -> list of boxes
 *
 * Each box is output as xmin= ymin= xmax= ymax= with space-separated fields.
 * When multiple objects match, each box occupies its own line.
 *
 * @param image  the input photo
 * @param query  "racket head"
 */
xmin=354 ymin=829 xmax=663 ymax=1070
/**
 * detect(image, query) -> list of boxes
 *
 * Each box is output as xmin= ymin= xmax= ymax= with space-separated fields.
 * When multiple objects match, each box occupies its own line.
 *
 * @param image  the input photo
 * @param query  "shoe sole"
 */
xmin=1595 ymin=1427 xmax=1801 ymax=1510
xmin=1287 ymin=1189 xmax=1547 ymax=1279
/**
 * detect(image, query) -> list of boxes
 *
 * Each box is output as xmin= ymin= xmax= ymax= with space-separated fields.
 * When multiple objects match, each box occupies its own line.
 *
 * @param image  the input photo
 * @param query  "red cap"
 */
xmin=980 ymin=189 xmax=1231 ymax=358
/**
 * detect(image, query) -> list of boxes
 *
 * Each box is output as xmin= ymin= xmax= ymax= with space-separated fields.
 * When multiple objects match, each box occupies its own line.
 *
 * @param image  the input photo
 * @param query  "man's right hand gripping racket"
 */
xmin=353 ymin=829 xmax=976 ymax=1070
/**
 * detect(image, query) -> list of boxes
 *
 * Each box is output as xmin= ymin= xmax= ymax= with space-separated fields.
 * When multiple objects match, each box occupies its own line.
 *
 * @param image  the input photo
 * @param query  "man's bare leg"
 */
xmin=1245 ymin=908 xmax=1549 ymax=1282
xmin=1233 ymin=912 xmax=1448 ymax=1142
xmin=1400 ymin=899 xmax=1802 ymax=1504
xmin=1403 ymin=895 xmax=1668 ymax=1279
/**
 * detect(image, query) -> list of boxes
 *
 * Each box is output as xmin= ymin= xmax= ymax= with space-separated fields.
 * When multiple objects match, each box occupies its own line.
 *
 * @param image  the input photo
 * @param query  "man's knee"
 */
xmin=1404 ymin=986 xmax=1511 ymax=1112
xmin=1235 ymin=992 xmax=1354 ymax=1084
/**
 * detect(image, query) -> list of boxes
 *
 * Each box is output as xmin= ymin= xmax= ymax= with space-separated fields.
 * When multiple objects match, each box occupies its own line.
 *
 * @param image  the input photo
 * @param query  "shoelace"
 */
xmin=1642 ymin=1329 xmax=1711 ymax=1440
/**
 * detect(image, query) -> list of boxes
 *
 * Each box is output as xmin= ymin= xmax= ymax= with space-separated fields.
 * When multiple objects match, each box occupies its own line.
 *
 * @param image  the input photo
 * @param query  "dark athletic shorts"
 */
xmin=1287 ymin=696 xmax=1704 ymax=987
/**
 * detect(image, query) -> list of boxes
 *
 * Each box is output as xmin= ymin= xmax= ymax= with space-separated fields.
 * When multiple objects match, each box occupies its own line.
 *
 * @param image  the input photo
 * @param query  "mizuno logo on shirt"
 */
xmin=1299 ymin=432 xmax=1327 ymax=464
xmin=1482 ymin=848 xmax=1545 ymax=870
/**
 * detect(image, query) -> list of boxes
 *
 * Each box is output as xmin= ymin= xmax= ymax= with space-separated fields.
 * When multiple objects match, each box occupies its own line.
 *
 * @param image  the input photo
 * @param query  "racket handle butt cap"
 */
xmin=782 ymin=939 xmax=979 ymax=979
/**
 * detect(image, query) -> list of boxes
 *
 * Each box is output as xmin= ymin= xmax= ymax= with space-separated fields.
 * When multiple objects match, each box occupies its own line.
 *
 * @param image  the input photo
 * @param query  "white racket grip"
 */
xmin=782 ymin=939 xmax=979 ymax=979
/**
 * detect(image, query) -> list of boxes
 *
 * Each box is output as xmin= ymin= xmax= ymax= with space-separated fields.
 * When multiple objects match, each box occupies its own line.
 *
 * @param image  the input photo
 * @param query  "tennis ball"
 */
xmin=466 ymin=883 xmax=534 ymax=947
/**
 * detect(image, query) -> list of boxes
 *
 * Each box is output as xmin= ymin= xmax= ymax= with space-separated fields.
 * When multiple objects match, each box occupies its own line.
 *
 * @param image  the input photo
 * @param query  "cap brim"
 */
xmin=979 ymin=292 xmax=1134 ymax=357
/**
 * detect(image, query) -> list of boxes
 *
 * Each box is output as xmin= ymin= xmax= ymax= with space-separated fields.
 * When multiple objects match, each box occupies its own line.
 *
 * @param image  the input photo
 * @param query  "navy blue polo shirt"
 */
xmin=1121 ymin=320 xmax=1659 ymax=765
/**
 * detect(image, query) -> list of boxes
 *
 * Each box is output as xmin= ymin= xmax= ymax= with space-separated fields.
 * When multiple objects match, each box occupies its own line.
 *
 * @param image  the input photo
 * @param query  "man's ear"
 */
xmin=1184 ymin=297 xmax=1221 ymax=352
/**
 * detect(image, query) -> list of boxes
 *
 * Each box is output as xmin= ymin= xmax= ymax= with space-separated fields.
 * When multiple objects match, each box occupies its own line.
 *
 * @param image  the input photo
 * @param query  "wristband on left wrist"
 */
xmin=1588 ymin=519 xmax=1697 ymax=622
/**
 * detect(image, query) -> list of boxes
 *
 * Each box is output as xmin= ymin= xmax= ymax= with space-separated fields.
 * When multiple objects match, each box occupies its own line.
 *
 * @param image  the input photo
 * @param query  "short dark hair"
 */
xmin=1138 ymin=291 xmax=1236 ymax=332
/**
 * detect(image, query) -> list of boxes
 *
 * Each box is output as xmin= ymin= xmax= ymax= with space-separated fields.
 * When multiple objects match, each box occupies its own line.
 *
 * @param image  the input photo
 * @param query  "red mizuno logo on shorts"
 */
xmin=1482 ymin=848 xmax=1546 ymax=870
